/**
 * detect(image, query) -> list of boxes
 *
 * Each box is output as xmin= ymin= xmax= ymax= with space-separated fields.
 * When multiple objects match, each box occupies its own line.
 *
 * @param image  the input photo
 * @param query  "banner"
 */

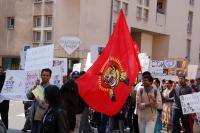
xmin=1 ymin=70 xmax=27 ymax=101
xmin=180 ymin=93 xmax=200 ymax=114
xmin=1 ymin=68 xmax=61 ymax=101
xmin=25 ymin=44 xmax=54 ymax=72
xmin=53 ymin=58 xmax=68 ymax=75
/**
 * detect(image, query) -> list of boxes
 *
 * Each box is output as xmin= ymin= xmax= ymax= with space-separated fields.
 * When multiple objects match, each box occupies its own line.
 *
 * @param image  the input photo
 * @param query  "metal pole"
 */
xmin=120 ymin=0 xmax=123 ymax=9
xmin=109 ymin=0 xmax=114 ymax=36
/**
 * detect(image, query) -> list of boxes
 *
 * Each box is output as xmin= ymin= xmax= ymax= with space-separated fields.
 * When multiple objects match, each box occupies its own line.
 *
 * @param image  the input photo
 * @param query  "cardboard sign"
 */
xmin=58 ymin=36 xmax=80 ymax=55
xmin=53 ymin=58 xmax=68 ymax=75
xmin=138 ymin=53 xmax=150 ymax=72
xmin=187 ymin=65 xmax=198 ymax=79
xmin=25 ymin=44 xmax=54 ymax=72
xmin=180 ymin=93 xmax=200 ymax=114
xmin=50 ymin=66 xmax=63 ymax=88
xmin=1 ymin=70 xmax=27 ymax=101
xmin=72 ymin=63 xmax=81 ymax=72
xmin=32 ymin=85 xmax=44 ymax=101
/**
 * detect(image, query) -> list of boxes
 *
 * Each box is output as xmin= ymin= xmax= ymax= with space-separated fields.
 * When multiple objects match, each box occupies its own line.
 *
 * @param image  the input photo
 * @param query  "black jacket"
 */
xmin=42 ymin=106 xmax=70 ymax=133
xmin=0 ymin=73 xmax=5 ymax=93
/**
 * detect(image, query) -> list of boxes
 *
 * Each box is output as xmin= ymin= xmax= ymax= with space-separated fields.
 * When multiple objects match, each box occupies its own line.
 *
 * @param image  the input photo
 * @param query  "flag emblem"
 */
xmin=98 ymin=56 xmax=129 ymax=101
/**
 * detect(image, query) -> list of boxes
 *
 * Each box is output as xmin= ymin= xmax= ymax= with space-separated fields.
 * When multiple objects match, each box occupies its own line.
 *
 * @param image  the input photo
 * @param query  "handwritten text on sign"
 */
xmin=25 ymin=44 xmax=54 ymax=72
xmin=180 ymin=93 xmax=200 ymax=114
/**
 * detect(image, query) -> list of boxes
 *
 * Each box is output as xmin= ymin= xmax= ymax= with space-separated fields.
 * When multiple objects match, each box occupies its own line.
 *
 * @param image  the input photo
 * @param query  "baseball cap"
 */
xmin=70 ymin=71 xmax=80 ymax=78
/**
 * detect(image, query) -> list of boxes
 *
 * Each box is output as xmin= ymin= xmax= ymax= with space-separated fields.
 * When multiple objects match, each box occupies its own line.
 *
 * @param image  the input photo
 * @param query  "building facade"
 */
xmin=0 ymin=0 xmax=199 ymax=73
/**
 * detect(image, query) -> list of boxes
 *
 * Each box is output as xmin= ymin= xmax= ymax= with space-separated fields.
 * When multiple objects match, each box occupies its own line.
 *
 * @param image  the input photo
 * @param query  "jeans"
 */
xmin=97 ymin=114 xmax=108 ymax=133
xmin=138 ymin=118 xmax=156 ymax=133
xmin=154 ymin=111 xmax=162 ymax=133
xmin=172 ymin=108 xmax=190 ymax=133
xmin=79 ymin=107 xmax=93 ymax=133
xmin=107 ymin=116 xmax=124 ymax=133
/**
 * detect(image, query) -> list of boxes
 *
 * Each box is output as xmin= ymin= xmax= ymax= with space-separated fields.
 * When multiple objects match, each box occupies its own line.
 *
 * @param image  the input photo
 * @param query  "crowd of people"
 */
xmin=1 ymin=65 xmax=200 ymax=133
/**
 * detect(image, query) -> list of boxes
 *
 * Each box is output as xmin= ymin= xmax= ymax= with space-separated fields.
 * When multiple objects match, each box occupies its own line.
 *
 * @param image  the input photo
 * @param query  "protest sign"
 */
xmin=25 ymin=44 xmax=54 ymax=72
xmin=50 ymin=66 xmax=63 ymax=88
xmin=32 ymin=85 xmax=44 ymax=101
xmin=1 ymin=70 xmax=27 ymax=101
xmin=84 ymin=52 xmax=93 ymax=71
xmin=187 ymin=65 xmax=198 ymax=79
xmin=72 ymin=63 xmax=81 ymax=72
xmin=25 ymin=70 xmax=40 ymax=93
xmin=53 ymin=58 xmax=67 ymax=75
xmin=180 ymin=93 xmax=200 ymax=114
xmin=138 ymin=53 xmax=150 ymax=72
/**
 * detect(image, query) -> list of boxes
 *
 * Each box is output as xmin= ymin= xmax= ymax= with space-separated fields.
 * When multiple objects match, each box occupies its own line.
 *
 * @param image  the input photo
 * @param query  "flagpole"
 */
xmin=120 ymin=0 xmax=123 ymax=9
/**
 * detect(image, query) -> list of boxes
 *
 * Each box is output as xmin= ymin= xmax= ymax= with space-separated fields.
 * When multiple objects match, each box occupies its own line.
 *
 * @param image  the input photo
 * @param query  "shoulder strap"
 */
xmin=154 ymin=88 xmax=158 ymax=99
xmin=140 ymin=88 xmax=143 ymax=96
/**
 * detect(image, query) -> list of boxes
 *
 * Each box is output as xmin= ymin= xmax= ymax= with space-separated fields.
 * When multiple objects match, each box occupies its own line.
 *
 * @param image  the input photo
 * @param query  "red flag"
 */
xmin=76 ymin=10 xmax=141 ymax=116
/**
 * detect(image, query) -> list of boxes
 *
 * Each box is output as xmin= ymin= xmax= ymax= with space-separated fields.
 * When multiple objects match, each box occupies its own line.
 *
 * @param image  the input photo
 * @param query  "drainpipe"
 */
xmin=109 ymin=0 xmax=114 ymax=36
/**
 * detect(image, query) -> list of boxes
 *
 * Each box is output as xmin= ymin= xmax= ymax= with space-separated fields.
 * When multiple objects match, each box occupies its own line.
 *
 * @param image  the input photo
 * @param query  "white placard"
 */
xmin=25 ymin=70 xmax=40 ymax=92
xmin=1 ymin=70 xmax=27 ymax=101
xmin=53 ymin=58 xmax=68 ymax=75
xmin=138 ymin=53 xmax=150 ymax=72
xmin=25 ymin=45 xmax=54 ymax=72
xmin=50 ymin=66 xmax=63 ymax=88
xmin=187 ymin=65 xmax=198 ymax=79
xmin=180 ymin=93 xmax=200 ymax=114
xmin=73 ymin=63 xmax=81 ymax=72
xmin=58 ymin=36 xmax=80 ymax=55
xmin=84 ymin=52 xmax=93 ymax=71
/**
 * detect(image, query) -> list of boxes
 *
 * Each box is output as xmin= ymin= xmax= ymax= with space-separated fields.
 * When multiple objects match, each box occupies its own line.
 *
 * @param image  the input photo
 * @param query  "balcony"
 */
xmin=156 ymin=12 xmax=166 ymax=27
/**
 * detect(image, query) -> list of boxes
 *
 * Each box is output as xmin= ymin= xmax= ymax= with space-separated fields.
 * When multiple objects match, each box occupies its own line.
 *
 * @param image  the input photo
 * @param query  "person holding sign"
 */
xmin=169 ymin=73 xmax=192 ymax=133
xmin=26 ymin=68 xmax=52 ymax=133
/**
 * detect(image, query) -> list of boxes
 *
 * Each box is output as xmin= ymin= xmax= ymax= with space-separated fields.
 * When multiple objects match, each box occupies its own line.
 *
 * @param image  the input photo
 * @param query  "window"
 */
xmin=33 ymin=31 xmax=41 ymax=42
xmin=157 ymin=0 xmax=166 ymax=14
xmin=136 ymin=7 xmax=142 ymax=19
xmin=34 ymin=16 xmax=41 ymax=27
xmin=34 ymin=0 xmax=42 ymax=3
xmin=144 ymin=0 xmax=150 ymax=7
xmin=2 ymin=57 xmax=20 ymax=70
xmin=187 ymin=11 xmax=193 ymax=33
xmin=46 ymin=16 xmax=52 ymax=27
xmin=189 ymin=0 xmax=194 ymax=6
xmin=113 ymin=0 xmax=120 ymax=13
xmin=137 ymin=0 xmax=142 ymax=5
xmin=7 ymin=17 xmax=15 ymax=29
xmin=45 ymin=31 xmax=52 ymax=42
xmin=186 ymin=39 xmax=191 ymax=61
xmin=143 ymin=9 xmax=149 ymax=21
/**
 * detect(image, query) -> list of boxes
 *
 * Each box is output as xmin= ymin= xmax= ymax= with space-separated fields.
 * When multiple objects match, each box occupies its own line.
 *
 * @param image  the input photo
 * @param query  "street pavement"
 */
xmin=5 ymin=101 xmax=167 ymax=133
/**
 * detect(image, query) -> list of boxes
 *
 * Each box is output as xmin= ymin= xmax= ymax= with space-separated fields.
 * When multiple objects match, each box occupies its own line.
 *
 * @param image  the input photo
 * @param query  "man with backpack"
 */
xmin=136 ymin=74 xmax=162 ymax=133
